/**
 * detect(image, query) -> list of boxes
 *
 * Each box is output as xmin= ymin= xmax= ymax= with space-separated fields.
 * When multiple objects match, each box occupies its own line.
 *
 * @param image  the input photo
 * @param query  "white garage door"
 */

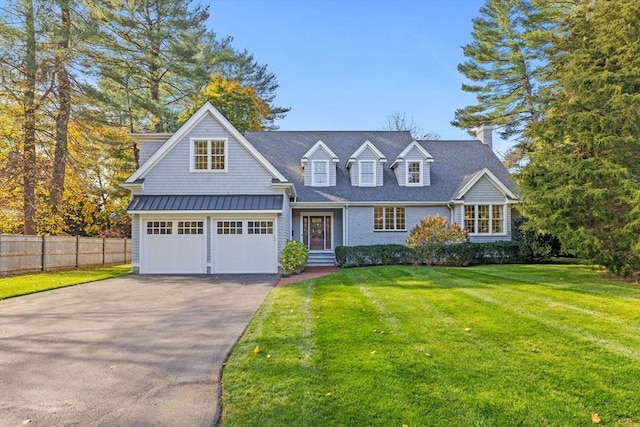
xmin=214 ymin=219 xmax=277 ymax=273
xmin=142 ymin=220 xmax=206 ymax=274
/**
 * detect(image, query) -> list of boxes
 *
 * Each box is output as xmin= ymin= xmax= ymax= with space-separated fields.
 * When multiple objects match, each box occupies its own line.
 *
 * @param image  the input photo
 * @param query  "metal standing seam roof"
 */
xmin=127 ymin=194 xmax=284 ymax=211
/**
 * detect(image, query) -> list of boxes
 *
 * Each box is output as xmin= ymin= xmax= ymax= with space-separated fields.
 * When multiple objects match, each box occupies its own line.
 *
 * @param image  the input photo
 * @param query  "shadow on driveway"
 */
xmin=0 ymin=274 xmax=277 ymax=426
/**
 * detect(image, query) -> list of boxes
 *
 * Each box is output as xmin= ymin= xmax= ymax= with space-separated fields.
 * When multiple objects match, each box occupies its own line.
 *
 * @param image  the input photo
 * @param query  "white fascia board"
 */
xmin=345 ymin=201 xmax=449 ymax=207
xmin=126 ymin=102 xmax=288 ymax=183
xmin=131 ymin=133 xmax=174 ymax=144
xmin=348 ymin=140 xmax=387 ymax=161
xmin=129 ymin=209 xmax=283 ymax=215
xmin=301 ymin=139 xmax=340 ymax=161
xmin=397 ymin=140 xmax=434 ymax=160
xmin=272 ymin=182 xmax=297 ymax=198
xmin=120 ymin=182 xmax=143 ymax=191
xmin=454 ymin=167 xmax=518 ymax=200
xmin=290 ymin=202 xmax=347 ymax=209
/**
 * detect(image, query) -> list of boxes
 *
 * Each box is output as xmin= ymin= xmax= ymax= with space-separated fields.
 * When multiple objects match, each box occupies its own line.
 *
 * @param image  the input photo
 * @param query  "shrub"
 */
xmin=406 ymin=214 xmax=468 ymax=245
xmin=279 ymin=240 xmax=309 ymax=276
xmin=335 ymin=241 xmax=523 ymax=268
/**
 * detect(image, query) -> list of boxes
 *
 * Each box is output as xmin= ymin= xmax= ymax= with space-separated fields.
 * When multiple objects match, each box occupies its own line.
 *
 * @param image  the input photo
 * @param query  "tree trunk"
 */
xmin=22 ymin=0 xmax=37 ymax=235
xmin=50 ymin=0 xmax=71 ymax=213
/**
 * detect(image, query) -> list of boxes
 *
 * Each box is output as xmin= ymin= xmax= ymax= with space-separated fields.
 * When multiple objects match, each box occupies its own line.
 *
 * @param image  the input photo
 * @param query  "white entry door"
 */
xmin=213 ymin=219 xmax=277 ymax=273
xmin=141 ymin=219 xmax=206 ymax=274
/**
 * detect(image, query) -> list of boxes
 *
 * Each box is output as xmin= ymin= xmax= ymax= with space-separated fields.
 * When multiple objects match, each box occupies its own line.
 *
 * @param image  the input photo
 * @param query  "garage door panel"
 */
xmin=142 ymin=219 xmax=206 ymax=274
xmin=213 ymin=219 xmax=276 ymax=274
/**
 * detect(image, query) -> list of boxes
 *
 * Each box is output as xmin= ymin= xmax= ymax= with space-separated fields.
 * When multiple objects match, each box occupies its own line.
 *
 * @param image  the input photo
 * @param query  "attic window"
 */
xmin=359 ymin=160 xmax=376 ymax=186
xmin=312 ymin=160 xmax=329 ymax=186
xmin=191 ymin=139 xmax=227 ymax=172
xmin=406 ymin=160 xmax=422 ymax=186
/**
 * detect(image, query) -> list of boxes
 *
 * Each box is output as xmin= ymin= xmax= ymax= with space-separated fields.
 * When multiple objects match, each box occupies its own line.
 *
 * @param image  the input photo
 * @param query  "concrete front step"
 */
xmin=307 ymin=252 xmax=336 ymax=266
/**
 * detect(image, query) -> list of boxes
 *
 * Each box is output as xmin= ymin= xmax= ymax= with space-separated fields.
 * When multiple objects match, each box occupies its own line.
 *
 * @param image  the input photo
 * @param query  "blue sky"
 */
xmin=207 ymin=0 xmax=508 ymax=152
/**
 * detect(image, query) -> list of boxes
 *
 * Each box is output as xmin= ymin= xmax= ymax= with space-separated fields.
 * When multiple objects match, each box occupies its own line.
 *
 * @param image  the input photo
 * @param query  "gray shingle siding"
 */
xmin=349 ymin=147 xmax=383 ymax=187
xmin=142 ymin=115 xmax=275 ymax=195
xmin=304 ymin=149 xmax=337 ymax=187
xmin=347 ymin=206 xmax=451 ymax=246
xmin=131 ymin=214 xmax=139 ymax=266
xmin=139 ymin=141 xmax=164 ymax=166
xmin=463 ymin=176 xmax=506 ymax=203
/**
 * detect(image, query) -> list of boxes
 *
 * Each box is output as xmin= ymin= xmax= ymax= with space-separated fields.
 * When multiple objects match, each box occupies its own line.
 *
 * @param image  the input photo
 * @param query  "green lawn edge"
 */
xmin=0 ymin=264 xmax=132 ymax=300
xmin=222 ymin=264 xmax=640 ymax=427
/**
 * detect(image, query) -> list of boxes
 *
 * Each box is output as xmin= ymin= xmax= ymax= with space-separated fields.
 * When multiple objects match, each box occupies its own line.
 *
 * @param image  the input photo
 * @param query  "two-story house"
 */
xmin=122 ymin=103 xmax=519 ymax=274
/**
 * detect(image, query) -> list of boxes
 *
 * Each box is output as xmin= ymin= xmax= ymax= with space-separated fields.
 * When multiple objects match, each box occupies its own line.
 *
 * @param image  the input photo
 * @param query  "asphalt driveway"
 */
xmin=0 ymin=274 xmax=277 ymax=427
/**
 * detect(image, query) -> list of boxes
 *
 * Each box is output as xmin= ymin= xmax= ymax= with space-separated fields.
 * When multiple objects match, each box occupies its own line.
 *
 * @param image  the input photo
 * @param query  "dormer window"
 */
xmin=359 ymin=160 xmax=376 ymax=186
xmin=302 ymin=140 xmax=339 ymax=187
xmin=312 ymin=160 xmax=329 ymax=186
xmin=191 ymin=138 xmax=227 ymax=172
xmin=390 ymin=141 xmax=433 ymax=187
xmin=347 ymin=140 xmax=386 ymax=187
xmin=406 ymin=160 xmax=422 ymax=186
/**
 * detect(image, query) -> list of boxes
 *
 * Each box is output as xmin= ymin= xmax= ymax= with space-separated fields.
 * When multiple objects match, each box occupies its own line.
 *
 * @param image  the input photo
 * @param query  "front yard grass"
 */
xmin=0 ymin=264 xmax=132 ymax=300
xmin=222 ymin=264 xmax=640 ymax=426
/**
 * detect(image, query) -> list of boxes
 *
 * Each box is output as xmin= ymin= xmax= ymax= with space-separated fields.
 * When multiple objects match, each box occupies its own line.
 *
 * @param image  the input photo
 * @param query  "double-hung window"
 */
xmin=191 ymin=139 xmax=227 ymax=172
xmin=406 ymin=160 xmax=422 ymax=186
xmin=312 ymin=160 xmax=329 ymax=186
xmin=374 ymin=207 xmax=406 ymax=231
xmin=359 ymin=160 xmax=376 ymax=186
xmin=464 ymin=204 xmax=505 ymax=234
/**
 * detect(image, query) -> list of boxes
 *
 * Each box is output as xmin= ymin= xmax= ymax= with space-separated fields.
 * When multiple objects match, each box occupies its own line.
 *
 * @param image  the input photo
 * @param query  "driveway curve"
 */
xmin=0 ymin=274 xmax=276 ymax=427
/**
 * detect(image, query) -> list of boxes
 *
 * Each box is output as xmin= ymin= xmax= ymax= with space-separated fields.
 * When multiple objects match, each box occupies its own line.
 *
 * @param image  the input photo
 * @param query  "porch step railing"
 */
xmin=307 ymin=251 xmax=336 ymax=266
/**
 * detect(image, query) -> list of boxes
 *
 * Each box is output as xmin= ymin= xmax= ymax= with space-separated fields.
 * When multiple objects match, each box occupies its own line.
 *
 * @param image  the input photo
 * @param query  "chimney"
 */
xmin=475 ymin=123 xmax=492 ymax=149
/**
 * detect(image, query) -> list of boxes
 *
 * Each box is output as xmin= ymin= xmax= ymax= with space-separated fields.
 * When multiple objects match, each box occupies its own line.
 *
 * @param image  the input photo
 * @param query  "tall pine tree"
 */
xmin=518 ymin=0 xmax=640 ymax=276
xmin=452 ymin=0 xmax=563 ymax=167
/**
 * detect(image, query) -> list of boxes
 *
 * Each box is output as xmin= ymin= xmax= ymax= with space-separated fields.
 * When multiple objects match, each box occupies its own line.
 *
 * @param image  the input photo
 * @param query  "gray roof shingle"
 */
xmin=244 ymin=131 xmax=518 ymax=203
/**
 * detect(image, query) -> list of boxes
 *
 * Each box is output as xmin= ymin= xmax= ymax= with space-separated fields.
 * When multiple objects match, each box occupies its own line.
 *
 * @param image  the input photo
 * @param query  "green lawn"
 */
xmin=222 ymin=265 xmax=640 ymax=427
xmin=0 ymin=264 xmax=132 ymax=300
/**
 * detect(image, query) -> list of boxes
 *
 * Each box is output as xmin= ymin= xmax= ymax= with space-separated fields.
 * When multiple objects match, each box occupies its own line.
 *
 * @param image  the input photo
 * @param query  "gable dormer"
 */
xmin=301 ymin=140 xmax=339 ymax=187
xmin=346 ymin=140 xmax=387 ymax=187
xmin=390 ymin=141 xmax=434 ymax=187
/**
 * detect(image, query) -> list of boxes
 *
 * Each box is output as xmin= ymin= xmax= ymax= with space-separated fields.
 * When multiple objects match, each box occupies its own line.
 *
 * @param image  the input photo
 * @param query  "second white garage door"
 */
xmin=214 ymin=219 xmax=277 ymax=273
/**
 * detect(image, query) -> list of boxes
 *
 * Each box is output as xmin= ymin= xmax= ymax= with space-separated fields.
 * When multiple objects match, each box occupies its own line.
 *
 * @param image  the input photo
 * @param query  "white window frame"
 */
xmin=358 ymin=160 xmax=376 ymax=187
xmin=373 ymin=206 xmax=406 ymax=231
xmin=190 ymin=138 xmax=228 ymax=172
xmin=406 ymin=160 xmax=423 ymax=186
xmin=311 ymin=160 xmax=329 ymax=187
xmin=464 ymin=204 xmax=506 ymax=235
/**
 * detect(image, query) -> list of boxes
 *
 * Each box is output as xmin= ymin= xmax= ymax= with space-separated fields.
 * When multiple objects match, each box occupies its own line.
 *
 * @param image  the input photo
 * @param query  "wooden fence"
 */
xmin=0 ymin=235 xmax=131 ymax=275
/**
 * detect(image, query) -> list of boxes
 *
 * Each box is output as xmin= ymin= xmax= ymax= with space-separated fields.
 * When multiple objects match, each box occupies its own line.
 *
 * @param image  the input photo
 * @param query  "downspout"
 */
xmin=344 ymin=203 xmax=349 ymax=247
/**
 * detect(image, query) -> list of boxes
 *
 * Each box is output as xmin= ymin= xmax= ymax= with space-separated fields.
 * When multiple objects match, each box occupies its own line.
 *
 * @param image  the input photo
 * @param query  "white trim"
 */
xmin=129 ymin=209 xmax=282 ymax=215
xmin=300 ymin=212 xmax=334 ymax=251
xmin=390 ymin=140 xmax=434 ymax=169
xmin=347 ymin=140 xmax=387 ymax=166
xmin=463 ymin=203 xmax=507 ymax=236
xmin=125 ymin=102 xmax=287 ymax=184
xmin=271 ymin=182 xmax=297 ymax=198
xmin=189 ymin=138 xmax=228 ymax=173
xmin=405 ymin=159 xmax=423 ymax=187
xmin=358 ymin=159 xmax=376 ymax=187
xmin=372 ymin=206 xmax=407 ymax=231
xmin=454 ymin=167 xmax=518 ymax=200
xmin=311 ymin=160 xmax=329 ymax=187
xmin=121 ymin=182 xmax=143 ymax=191
xmin=301 ymin=140 xmax=339 ymax=163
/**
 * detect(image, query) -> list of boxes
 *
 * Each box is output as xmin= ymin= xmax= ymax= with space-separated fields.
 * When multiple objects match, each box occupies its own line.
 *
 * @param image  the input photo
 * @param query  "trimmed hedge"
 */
xmin=335 ymin=241 xmax=527 ymax=268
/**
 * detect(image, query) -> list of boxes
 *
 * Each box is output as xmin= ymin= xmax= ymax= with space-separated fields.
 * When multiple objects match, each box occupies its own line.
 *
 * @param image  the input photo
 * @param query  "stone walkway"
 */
xmin=276 ymin=266 xmax=338 ymax=286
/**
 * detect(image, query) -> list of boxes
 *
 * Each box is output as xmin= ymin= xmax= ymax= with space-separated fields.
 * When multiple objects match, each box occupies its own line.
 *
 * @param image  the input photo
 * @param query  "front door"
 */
xmin=302 ymin=215 xmax=332 ymax=251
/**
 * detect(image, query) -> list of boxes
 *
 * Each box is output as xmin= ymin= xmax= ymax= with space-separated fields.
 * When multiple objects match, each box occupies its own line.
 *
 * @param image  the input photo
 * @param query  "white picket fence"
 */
xmin=0 ymin=235 xmax=131 ymax=275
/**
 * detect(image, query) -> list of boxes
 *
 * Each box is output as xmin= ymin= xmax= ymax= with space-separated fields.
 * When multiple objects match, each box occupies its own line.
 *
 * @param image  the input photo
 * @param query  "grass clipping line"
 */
xmin=222 ymin=265 xmax=640 ymax=427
